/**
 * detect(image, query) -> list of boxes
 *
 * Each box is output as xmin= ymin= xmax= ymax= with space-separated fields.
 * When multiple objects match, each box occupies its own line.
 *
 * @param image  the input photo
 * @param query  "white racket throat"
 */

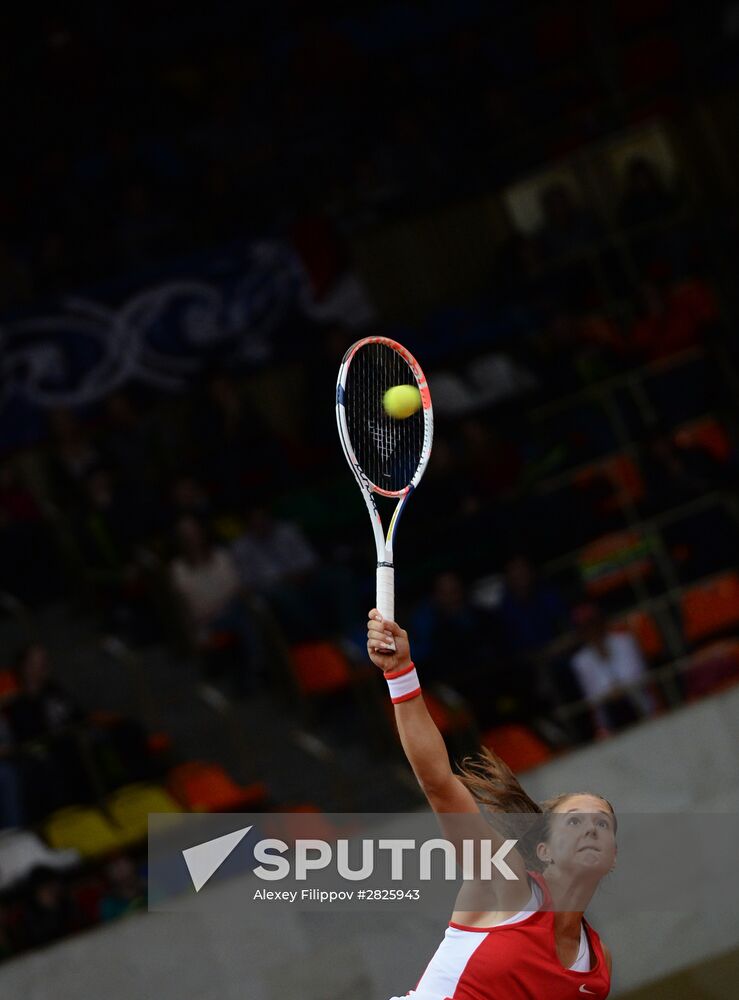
xmin=336 ymin=337 xmax=433 ymax=651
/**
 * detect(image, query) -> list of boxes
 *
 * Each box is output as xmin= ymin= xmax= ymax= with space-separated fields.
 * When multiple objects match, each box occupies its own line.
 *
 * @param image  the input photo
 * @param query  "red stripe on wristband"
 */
xmin=384 ymin=661 xmax=416 ymax=680
xmin=391 ymin=688 xmax=422 ymax=705
xmin=386 ymin=662 xmax=421 ymax=704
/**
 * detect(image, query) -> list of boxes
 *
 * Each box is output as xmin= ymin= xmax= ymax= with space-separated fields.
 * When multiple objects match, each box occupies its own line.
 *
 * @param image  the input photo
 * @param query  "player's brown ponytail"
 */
xmin=457 ymin=747 xmax=542 ymax=816
xmin=457 ymin=747 xmax=617 ymax=868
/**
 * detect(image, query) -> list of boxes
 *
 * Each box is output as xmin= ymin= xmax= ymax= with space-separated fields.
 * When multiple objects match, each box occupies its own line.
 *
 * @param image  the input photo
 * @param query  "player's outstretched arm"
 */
xmin=367 ymin=610 xmax=529 ymax=890
xmin=366 ymin=611 xmax=479 ymax=814
xmin=367 ymin=609 xmax=529 ymax=897
xmin=367 ymin=610 xmax=470 ymax=808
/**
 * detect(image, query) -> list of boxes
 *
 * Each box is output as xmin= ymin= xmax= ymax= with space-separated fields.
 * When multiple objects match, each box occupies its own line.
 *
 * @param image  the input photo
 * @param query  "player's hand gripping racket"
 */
xmin=336 ymin=337 xmax=433 ymax=650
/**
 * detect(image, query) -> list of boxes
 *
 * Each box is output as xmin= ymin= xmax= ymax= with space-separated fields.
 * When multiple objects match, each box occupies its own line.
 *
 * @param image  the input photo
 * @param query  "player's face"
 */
xmin=541 ymin=795 xmax=617 ymax=877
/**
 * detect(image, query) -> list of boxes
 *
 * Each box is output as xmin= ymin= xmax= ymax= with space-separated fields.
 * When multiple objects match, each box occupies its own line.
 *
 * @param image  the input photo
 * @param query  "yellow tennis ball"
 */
xmin=383 ymin=384 xmax=421 ymax=419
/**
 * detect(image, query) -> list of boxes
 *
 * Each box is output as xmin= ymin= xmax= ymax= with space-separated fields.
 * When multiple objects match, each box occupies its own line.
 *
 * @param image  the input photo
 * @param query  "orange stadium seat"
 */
xmin=574 ymin=455 xmax=645 ymax=513
xmin=612 ymin=610 xmax=665 ymax=660
xmin=168 ymin=762 xmax=269 ymax=812
xmin=383 ymin=688 xmax=478 ymax=759
xmin=290 ymin=642 xmax=394 ymax=753
xmin=680 ymin=572 xmax=739 ymax=645
xmin=269 ymin=807 xmax=344 ymax=844
xmin=0 ymin=669 xmax=18 ymax=702
xmin=147 ymin=731 xmax=173 ymax=756
xmin=481 ymin=725 xmax=553 ymax=774
xmin=423 ymin=691 xmax=473 ymax=738
xmin=684 ymin=640 xmax=739 ymax=701
xmin=674 ymin=417 xmax=732 ymax=463
xmin=290 ymin=641 xmax=353 ymax=696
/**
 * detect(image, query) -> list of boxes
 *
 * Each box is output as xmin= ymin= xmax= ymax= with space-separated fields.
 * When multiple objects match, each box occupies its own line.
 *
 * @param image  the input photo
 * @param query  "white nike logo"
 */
xmin=579 ymin=987 xmax=596 ymax=995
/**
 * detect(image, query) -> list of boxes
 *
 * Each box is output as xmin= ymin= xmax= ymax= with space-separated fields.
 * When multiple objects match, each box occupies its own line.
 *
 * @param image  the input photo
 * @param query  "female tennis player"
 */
xmin=367 ymin=609 xmax=614 ymax=1000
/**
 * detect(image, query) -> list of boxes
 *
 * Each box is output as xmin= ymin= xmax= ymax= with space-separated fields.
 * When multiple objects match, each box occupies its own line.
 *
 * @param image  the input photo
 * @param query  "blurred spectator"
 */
xmin=5 ymin=643 xmax=152 ymax=809
xmin=68 ymin=464 xmax=163 ymax=641
xmin=405 ymin=435 xmax=504 ymax=571
xmin=460 ymin=418 xmax=522 ymax=502
xmin=169 ymin=474 xmax=213 ymax=523
xmin=419 ymin=436 xmax=469 ymax=517
xmin=498 ymin=555 xmax=570 ymax=657
xmin=410 ymin=572 xmax=507 ymax=725
xmin=570 ymin=603 xmax=657 ymax=737
xmin=493 ymin=234 xmax=548 ymax=309
xmin=21 ymin=866 xmax=83 ymax=949
xmin=539 ymin=310 xmax=628 ymax=386
xmin=71 ymin=467 xmax=144 ymax=575
xmin=628 ymin=276 xmax=719 ymax=361
xmin=620 ymin=156 xmax=680 ymax=228
xmin=296 ymin=325 xmax=354 ymax=456
xmin=641 ymin=424 xmax=729 ymax=513
xmin=0 ymin=715 xmax=23 ymax=829
xmin=412 ymin=572 xmax=492 ymax=678
xmin=663 ymin=505 xmax=739 ymax=583
xmin=102 ymin=391 xmax=161 ymax=497
xmin=537 ymin=183 xmax=601 ymax=259
xmin=231 ymin=508 xmax=357 ymax=640
xmin=5 ymin=644 xmax=81 ymax=745
xmin=531 ymin=310 xmax=626 ymax=398
xmin=231 ymin=508 xmax=318 ymax=591
xmin=496 ymin=555 xmax=578 ymax=729
xmin=410 ymin=436 xmax=470 ymax=535
xmin=170 ymin=515 xmax=262 ymax=692
xmin=4 ymin=643 xmax=88 ymax=816
xmin=47 ymin=409 xmax=100 ymax=510
xmin=0 ymin=459 xmax=60 ymax=603
xmin=191 ymin=373 xmax=277 ymax=510
xmin=99 ymin=855 xmax=145 ymax=921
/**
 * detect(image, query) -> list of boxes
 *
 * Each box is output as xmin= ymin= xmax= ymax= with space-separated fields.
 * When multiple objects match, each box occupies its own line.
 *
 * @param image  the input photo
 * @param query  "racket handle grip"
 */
xmin=376 ymin=564 xmax=396 ymax=652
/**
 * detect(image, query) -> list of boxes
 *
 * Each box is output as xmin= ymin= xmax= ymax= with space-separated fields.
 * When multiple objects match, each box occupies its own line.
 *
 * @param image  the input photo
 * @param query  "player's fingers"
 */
xmin=367 ymin=614 xmax=394 ymax=632
xmin=379 ymin=619 xmax=404 ymax=637
xmin=368 ymin=609 xmax=396 ymax=627
xmin=368 ymin=619 xmax=392 ymax=635
xmin=367 ymin=639 xmax=393 ymax=654
xmin=368 ymin=635 xmax=395 ymax=652
xmin=368 ymin=633 xmax=396 ymax=651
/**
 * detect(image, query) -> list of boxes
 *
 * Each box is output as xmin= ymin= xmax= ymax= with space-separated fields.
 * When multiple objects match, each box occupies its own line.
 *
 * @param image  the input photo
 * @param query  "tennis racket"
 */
xmin=336 ymin=336 xmax=433 ymax=647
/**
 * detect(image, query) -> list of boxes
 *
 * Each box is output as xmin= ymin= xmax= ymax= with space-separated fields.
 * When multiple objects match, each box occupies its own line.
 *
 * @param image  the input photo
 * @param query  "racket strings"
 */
xmin=369 ymin=419 xmax=398 ymax=463
xmin=345 ymin=342 xmax=424 ymax=492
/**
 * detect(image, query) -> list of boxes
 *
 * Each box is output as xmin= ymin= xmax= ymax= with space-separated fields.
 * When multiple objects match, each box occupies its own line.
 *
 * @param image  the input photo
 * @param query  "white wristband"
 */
xmin=385 ymin=662 xmax=421 ymax=704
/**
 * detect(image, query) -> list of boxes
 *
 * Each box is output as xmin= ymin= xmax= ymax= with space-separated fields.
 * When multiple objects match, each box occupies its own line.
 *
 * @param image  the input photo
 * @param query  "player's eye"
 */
xmin=567 ymin=816 xmax=581 ymax=825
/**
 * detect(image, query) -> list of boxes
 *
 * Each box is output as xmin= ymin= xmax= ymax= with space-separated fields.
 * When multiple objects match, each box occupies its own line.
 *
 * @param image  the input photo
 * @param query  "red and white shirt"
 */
xmin=390 ymin=872 xmax=610 ymax=1000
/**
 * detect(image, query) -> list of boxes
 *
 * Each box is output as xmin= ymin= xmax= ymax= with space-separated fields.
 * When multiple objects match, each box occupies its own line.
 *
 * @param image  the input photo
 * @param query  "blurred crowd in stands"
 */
xmin=1 ymin=0 xmax=739 ymax=965
xmin=1 ymin=3 xmax=739 ymax=309
xmin=0 ymin=854 xmax=145 ymax=958
xmin=0 ymin=640 xmax=150 ymax=956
